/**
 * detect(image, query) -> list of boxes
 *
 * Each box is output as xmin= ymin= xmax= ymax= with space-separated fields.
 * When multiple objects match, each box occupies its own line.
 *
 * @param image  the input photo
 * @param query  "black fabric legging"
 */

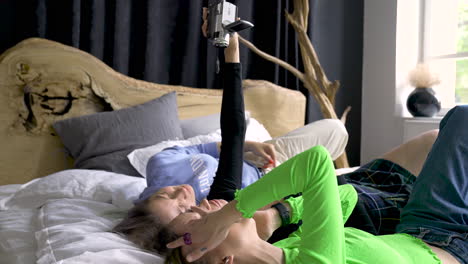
xmin=207 ymin=62 xmax=245 ymax=201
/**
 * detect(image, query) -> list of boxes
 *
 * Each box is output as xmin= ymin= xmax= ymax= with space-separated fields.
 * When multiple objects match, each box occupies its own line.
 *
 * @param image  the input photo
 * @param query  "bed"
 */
xmin=0 ymin=38 xmax=349 ymax=264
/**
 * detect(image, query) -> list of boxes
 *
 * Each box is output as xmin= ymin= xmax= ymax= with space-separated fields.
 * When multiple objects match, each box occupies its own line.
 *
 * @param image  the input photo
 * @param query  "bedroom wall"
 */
xmin=0 ymin=0 xmax=364 ymax=166
xmin=361 ymin=0 xmax=421 ymax=162
xmin=361 ymin=0 xmax=399 ymax=163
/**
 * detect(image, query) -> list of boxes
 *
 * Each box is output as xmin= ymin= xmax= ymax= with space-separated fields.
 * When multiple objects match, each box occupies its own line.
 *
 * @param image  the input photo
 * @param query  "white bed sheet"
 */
xmin=0 ymin=169 xmax=164 ymax=264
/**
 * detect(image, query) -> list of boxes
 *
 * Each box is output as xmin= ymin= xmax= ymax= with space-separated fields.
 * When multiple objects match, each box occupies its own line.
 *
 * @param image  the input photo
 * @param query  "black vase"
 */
xmin=406 ymin=87 xmax=441 ymax=117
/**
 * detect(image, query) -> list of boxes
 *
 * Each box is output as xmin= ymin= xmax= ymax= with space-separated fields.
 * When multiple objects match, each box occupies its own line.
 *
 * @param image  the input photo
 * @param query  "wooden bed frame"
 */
xmin=0 ymin=38 xmax=306 ymax=185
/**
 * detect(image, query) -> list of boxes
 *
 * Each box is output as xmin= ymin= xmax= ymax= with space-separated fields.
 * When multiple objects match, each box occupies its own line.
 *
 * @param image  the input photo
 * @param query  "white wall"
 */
xmin=361 ymin=0 xmax=420 ymax=163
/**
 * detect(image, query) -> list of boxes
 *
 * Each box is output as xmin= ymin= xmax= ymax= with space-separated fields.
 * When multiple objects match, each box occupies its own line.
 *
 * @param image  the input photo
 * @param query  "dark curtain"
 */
xmin=0 ymin=0 xmax=363 ymax=165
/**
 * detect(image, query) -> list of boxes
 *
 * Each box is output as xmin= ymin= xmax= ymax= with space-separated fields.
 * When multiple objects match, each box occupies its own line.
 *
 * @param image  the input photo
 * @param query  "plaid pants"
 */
xmin=341 ymin=159 xmax=416 ymax=235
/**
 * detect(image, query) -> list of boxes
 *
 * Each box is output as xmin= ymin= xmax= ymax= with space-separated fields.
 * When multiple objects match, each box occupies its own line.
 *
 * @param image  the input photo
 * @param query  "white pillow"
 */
xmin=180 ymin=111 xmax=258 ymax=139
xmin=35 ymin=198 xmax=164 ymax=264
xmin=128 ymin=117 xmax=272 ymax=178
xmin=244 ymin=116 xmax=272 ymax=142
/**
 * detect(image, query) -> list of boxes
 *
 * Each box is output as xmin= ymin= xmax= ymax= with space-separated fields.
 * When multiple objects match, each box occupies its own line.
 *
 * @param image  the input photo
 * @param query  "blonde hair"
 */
xmin=113 ymin=200 xmax=208 ymax=263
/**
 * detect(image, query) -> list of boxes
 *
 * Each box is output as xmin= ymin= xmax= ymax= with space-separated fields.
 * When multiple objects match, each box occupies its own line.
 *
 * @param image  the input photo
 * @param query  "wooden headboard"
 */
xmin=0 ymin=38 xmax=306 ymax=185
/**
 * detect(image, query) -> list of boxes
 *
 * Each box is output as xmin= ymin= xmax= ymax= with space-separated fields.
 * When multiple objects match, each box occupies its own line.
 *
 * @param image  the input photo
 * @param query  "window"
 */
xmin=423 ymin=0 xmax=468 ymax=109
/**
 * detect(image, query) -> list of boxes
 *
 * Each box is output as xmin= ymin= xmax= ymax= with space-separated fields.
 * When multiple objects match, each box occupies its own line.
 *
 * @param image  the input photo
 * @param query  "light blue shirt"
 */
xmin=137 ymin=142 xmax=262 ymax=203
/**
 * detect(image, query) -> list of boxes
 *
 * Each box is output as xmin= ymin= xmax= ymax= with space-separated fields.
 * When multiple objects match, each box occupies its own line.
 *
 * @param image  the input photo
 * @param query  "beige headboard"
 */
xmin=0 ymin=38 xmax=306 ymax=185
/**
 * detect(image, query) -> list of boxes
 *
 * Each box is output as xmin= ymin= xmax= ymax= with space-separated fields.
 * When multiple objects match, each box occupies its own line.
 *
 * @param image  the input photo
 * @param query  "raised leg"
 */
xmin=380 ymin=129 xmax=438 ymax=177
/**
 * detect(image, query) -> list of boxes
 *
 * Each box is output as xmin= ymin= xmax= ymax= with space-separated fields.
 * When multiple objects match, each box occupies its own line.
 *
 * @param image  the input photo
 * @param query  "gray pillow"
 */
xmin=180 ymin=113 xmax=221 ymax=138
xmin=53 ymin=92 xmax=183 ymax=176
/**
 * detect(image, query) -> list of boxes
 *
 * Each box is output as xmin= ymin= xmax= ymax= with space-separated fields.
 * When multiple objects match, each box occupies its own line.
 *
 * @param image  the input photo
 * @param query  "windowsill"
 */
xmin=402 ymin=107 xmax=450 ymax=122
xmin=403 ymin=116 xmax=442 ymax=122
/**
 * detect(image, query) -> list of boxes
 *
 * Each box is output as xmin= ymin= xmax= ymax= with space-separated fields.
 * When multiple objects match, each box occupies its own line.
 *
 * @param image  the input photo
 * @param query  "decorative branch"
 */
xmin=340 ymin=106 xmax=352 ymax=124
xmin=238 ymin=37 xmax=304 ymax=82
xmin=285 ymin=10 xmax=331 ymax=94
xmin=238 ymin=0 xmax=350 ymax=168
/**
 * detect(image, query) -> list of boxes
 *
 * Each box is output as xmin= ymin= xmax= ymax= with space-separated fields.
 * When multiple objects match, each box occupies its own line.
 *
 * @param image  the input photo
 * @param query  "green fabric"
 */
xmin=235 ymin=146 xmax=441 ymax=264
xmin=284 ymin=184 xmax=357 ymax=225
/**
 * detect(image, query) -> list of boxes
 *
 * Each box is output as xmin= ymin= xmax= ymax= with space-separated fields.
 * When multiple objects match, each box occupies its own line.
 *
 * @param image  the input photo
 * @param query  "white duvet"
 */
xmin=0 ymin=168 xmax=358 ymax=264
xmin=0 ymin=170 xmax=164 ymax=264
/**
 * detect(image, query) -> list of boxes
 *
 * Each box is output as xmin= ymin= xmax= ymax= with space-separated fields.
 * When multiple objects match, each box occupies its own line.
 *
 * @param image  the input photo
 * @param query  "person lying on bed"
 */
xmin=112 ymin=25 xmax=285 ymax=245
xmin=112 ymin=9 xmax=440 ymax=249
xmin=167 ymin=105 xmax=467 ymax=264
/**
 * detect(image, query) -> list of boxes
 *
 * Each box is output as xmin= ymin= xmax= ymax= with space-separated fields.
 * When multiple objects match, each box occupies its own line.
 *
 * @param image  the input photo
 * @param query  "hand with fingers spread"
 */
xmin=167 ymin=201 xmax=243 ymax=262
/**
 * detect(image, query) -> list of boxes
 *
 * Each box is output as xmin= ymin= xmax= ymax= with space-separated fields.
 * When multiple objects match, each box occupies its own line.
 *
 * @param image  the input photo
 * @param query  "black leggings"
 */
xmin=207 ymin=63 xmax=245 ymax=201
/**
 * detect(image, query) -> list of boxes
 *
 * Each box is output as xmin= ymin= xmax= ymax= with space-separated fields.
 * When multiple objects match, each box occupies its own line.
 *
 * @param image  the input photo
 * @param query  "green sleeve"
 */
xmin=235 ymin=145 xmax=346 ymax=263
xmin=285 ymin=184 xmax=357 ymax=225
